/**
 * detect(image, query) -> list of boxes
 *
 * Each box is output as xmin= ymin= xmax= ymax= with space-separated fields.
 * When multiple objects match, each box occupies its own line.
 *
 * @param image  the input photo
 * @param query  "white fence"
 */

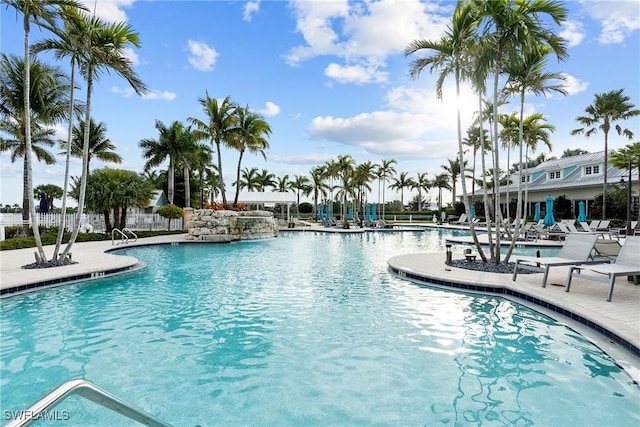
xmin=0 ymin=212 xmax=183 ymax=233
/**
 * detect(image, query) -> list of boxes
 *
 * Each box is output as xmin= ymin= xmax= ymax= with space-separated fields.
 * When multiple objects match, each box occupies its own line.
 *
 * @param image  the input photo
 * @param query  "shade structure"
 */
xmin=469 ymin=205 xmax=476 ymax=220
xmin=543 ymin=195 xmax=555 ymax=226
xmin=347 ymin=205 xmax=353 ymax=220
xmin=578 ymin=201 xmax=587 ymax=222
xmin=371 ymin=203 xmax=378 ymax=220
xmin=533 ymin=202 xmax=541 ymax=222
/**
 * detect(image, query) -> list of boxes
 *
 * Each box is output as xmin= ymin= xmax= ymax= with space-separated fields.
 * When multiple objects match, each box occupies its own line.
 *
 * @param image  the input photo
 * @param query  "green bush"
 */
xmin=298 ymin=202 xmax=313 ymax=214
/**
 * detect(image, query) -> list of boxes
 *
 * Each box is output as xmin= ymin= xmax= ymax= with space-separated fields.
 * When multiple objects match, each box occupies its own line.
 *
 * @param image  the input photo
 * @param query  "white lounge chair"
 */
xmin=512 ymin=233 xmax=601 ymax=287
xmin=452 ymin=213 xmax=467 ymax=225
xmin=566 ymin=236 xmax=640 ymax=301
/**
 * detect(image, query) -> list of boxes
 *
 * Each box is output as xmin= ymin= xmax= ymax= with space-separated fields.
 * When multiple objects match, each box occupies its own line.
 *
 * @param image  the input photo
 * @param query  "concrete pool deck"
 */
xmin=1 ymin=232 xmax=638 ymax=380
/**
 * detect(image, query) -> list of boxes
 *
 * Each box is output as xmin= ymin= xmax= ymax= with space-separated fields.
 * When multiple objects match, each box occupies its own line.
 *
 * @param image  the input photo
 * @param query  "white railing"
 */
xmin=0 ymin=213 xmax=183 ymax=232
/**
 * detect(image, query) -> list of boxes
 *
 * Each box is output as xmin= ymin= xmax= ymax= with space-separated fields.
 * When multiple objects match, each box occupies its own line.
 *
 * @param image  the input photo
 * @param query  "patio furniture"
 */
xmin=566 ymin=236 xmax=640 ymax=301
xmin=512 ymin=233 xmax=601 ymax=287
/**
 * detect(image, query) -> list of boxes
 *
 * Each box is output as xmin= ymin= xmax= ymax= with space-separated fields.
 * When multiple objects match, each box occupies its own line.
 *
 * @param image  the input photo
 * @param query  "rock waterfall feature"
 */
xmin=186 ymin=210 xmax=278 ymax=242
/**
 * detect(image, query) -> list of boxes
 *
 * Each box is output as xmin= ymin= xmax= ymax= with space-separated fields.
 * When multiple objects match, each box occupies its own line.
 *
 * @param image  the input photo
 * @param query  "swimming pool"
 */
xmin=1 ymin=231 xmax=638 ymax=425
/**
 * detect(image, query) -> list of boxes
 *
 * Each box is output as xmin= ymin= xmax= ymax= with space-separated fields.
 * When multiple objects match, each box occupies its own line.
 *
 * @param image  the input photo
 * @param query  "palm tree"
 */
xmin=31 ymin=4 xmax=87 ymax=260
xmin=190 ymin=94 xmax=237 ymax=206
xmin=190 ymin=143 xmax=213 ymax=208
xmin=61 ymin=14 xmax=148 ymax=261
xmin=238 ymin=167 xmax=262 ymax=192
xmin=376 ymin=158 xmax=396 ymax=220
xmin=432 ymin=173 xmax=452 ymax=224
xmin=3 ymin=0 xmax=86 ymax=263
xmin=502 ymin=45 xmax=566 ymax=249
xmin=471 ymin=0 xmax=567 ymax=261
xmin=390 ymin=171 xmax=415 ymax=211
xmin=353 ymin=161 xmax=376 ymax=222
xmin=462 ymin=125 xmax=490 ymax=198
xmin=309 ymin=165 xmax=329 ymax=221
xmin=230 ymin=105 xmax=271 ymax=206
xmin=0 ymin=54 xmax=69 ymax=223
xmin=291 ymin=174 xmax=311 ymax=217
xmin=441 ymin=158 xmax=465 ymax=205
xmin=335 ymin=155 xmax=355 ymax=224
xmin=571 ymin=89 xmax=640 ymax=219
xmin=256 ymin=168 xmax=276 ymax=191
xmin=412 ymin=172 xmax=431 ymax=211
xmin=611 ymin=142 xmax=640 ymax=188
xmin=65 ymin=118 xmax=122 ymax=175
xmin=139 ymin=120 xmax=191 ymax=206
xmin=274 ymin=175 xmax=292 ymax=193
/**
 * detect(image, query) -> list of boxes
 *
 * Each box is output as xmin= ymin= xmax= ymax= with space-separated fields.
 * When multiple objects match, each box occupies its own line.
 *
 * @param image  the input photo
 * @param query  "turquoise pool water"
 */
xmin=1 ymin=230 xmax=638 ymax=426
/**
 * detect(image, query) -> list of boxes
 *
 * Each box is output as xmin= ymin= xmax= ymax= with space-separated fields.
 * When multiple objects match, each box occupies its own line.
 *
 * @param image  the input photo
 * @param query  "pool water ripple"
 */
xmin=1 ymin=231 xmax=638 ymax=426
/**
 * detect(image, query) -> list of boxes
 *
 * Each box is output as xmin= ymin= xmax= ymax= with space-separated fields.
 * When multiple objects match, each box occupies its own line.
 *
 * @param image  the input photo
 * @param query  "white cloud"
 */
xmin=142 ymin=90 xmax=177 ymax=101
xmin=560 ymin=20 xmax=585 ymax=47
xmin=269 ymin=153 xmax=336 ymax=164
xmin=111 ymin=86 xmax=176 ymax=101
xmin=560 ymin=73 xmax=589 ymax=96
xmin=187 ymin=40 xmax=218 ymax=72
xmin=582 ymin=1 xmax=640 ymax=44
xmin=79 ymin=0 xmax=135 ymax=22
xmin=243 ymin=1 xmax=260 ymax=22
xmin=258 ymin=101 xmax=280 ymax=117
xmin=122 ymin=47 xmax=140 ymax=67
xmin=286 ymin=0 xmax=449 ymax=85
xmin=324 ymin=62 xmax=388 ymax=84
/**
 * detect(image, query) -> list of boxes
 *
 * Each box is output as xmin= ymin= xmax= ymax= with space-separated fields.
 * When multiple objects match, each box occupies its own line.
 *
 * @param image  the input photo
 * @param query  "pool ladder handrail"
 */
xmin=111 ymin=227 xmax=138 ymax=245
xmin=3 ymin=378 xmax=173 ymax=427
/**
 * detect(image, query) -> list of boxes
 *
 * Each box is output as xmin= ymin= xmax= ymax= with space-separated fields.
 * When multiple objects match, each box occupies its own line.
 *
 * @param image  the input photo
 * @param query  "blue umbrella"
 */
xmin=469 ymin=205 xmax=476 ymax=220
xmin=317 ymin=204 xmax=323 ymax=220
xmin=365 ymin=204 xmax=371 ymax=220
xmin=577 ymin=201 xmax=587 ymax=222
xmin=543 ymin=195 xmax=555 ymax=226
xmin=39 ymin=192 xmax=48 ymax=213
xmin=533 ymin=202 xmax=541 ymax=222
xmin=347 ymin=205 xmax=353 ymax=220
xmin=372 ymin=203 xmax=378 ymax=220
xmin=325 ymin=203 xmax=331 ymax=221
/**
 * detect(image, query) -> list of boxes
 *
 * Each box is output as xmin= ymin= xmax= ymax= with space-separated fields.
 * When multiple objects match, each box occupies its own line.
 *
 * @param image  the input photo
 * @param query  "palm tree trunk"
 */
xmin=216 ymin=140 xmax=226 ymax=205
xmin=61 ymin=66 xmax=94 ymax=259
xmin=167 ymin=162 xmax=175 ymax=205
xmin=22 ymin=20 xmax=46 ymax=262
xmin=53 ymin=62 xmax=76 ymax=261
xmin=183 ymin=166 xmax=191 ymax=208
xmin=234 ymin=149 xmax=245 ymax=206
xmin=603 ymin=132 xmax=608 ymax=219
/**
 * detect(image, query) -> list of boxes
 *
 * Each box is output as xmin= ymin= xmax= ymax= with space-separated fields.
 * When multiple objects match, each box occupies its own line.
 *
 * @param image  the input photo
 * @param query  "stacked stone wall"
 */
xmin=186 ymin=210 xmax=278 ymax=242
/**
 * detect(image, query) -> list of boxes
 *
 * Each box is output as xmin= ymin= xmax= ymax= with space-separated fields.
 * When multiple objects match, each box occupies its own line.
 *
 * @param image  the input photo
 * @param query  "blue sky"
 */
xmin=1 ymin=0 xmax=639 ymax=207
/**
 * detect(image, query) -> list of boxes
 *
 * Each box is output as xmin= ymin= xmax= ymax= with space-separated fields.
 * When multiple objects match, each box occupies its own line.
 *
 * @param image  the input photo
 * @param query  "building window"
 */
xmin=584 ymin=165 xmax=600 ymax=175
xmin=549 ymin=170 xmax=561 ymax=180
xmin=521 ymin=174 xmax=530 ymax=183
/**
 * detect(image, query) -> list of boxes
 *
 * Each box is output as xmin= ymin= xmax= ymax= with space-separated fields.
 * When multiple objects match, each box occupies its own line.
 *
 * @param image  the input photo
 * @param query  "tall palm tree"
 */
xmin=335 ymin=155 xmax=355 ymax=223
xmin=190 ymin=94 xmax=237 ymax=206
xmin=432 ymin=173 xmax=452 ymax=224
xmin=502 ymin=45 xmax=566 ymax=248
xmin=353 ymin=161 xmax=376 ymax=222
xmin=61 ymin=15 xmax=148 ymax=261
xmin=471 ymin=0 xmax=567 ymax=261
xmin=390 ymin=171 xmax=415 ymax=211
xmin=462 ymin=125 xmax=490 ymax=198
xmin=412 ymin=172 xmax=431 ymax=211
xmin=376 ymin=158 xmax=396 ymax=219
xmin=274 ymin=175 xmax=292 ymax=193
xmin=571 ymin=89 xmax=640 ymax=219
xmin=3 ymin=0 xmax=86 ymax=263
xmin=65 ymin=118 xmax=122 ymax=175
xmin=441 ymin=158 xmax=465 ymax=205
xmin=0 ymin=54 xmax=70 ymax=222
xmin=139 ymin=120 xmax=191 ymax=206
xmin=190 ymin=143 xmax=213 ymax=208
xmin=31 ymin=4 xmax=87 ymax=260
xmin=230 ymin=105 xmax=271 ymax=206
xmin=291 ymin=174 xmax=311 ymax=216
xmin=405 ymin=1 xmax=485 ymax=257
xmin=309 ymin=165 xmax=329 ymax=220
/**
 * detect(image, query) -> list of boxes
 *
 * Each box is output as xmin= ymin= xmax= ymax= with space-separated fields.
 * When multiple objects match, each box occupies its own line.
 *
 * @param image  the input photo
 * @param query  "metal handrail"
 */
xmin=122 ymin=227 xmax=138 ymax=242
xmin=3 ymin=379 xmax=173 ymax=427
xmin=111 ymin=228 xmax=128 ymax=245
